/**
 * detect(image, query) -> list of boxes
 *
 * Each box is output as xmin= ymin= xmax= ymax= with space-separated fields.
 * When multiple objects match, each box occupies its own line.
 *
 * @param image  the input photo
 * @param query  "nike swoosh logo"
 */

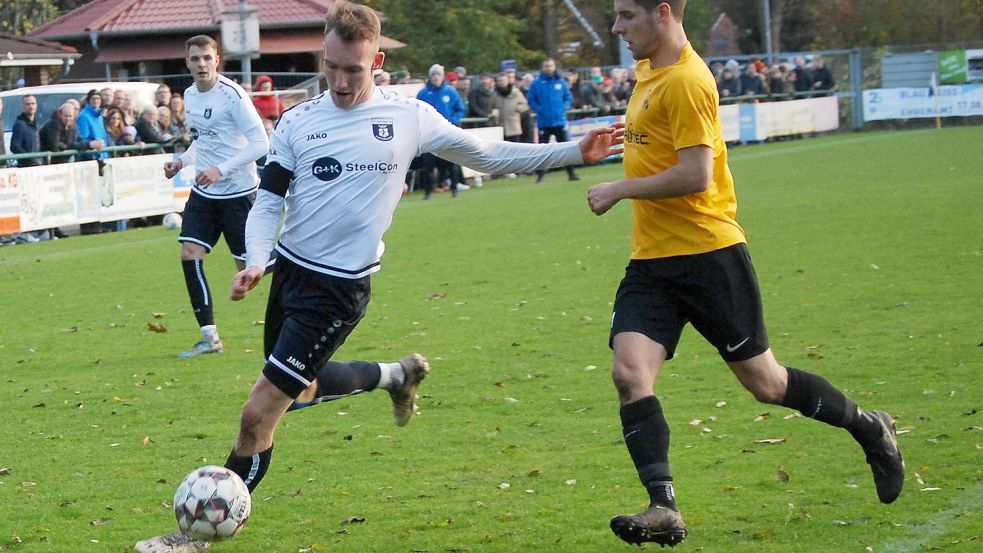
xmin=726 ymin=337 xmax=750 ymax=352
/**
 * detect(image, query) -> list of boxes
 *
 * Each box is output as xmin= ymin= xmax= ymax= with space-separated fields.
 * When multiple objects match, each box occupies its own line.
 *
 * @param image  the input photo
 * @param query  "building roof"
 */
xmin=0 ymin=32 xmax=81 ymax=67
xmin=31 ymin=0 xmax=404 ymax=49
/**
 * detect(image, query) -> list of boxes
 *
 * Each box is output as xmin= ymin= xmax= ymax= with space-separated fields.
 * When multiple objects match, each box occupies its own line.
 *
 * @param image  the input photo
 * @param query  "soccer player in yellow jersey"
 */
xmin=588 ymin=1 xmax=905 ymax=547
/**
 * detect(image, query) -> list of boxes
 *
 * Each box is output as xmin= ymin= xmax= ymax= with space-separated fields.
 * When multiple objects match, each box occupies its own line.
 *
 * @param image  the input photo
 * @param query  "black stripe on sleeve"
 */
xmin=218 ymin=78 xmax=243 ymax=98
xmin=259 ymin=162 xmax=292 ymax=197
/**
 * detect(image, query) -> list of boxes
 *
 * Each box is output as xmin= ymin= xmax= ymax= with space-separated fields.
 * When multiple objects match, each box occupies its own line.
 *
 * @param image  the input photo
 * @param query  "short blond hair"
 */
xmin=324 ymin=0 xmax=380 ymax=44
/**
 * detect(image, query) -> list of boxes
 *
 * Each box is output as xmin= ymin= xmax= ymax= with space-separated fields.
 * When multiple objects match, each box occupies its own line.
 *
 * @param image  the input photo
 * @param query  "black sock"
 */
xmin=182 ymin=259 xmax=214 ymax=327
xmin=314 ymin=360 xmax=382 ymax=400
xmin=620 ymin=395 xmax=676 ymax=510
xmin=781 ymin=367 xmax=882 ymax=447
xmin=225 ymin=444 xmax=273 ymax=493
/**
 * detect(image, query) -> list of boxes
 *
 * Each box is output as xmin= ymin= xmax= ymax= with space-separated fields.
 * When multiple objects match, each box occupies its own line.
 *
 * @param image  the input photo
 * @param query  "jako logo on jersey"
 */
xmin=312 ymin=156 xmax=343 ymax=182
xmin=371 ymin=118 xmax=394 ymax=141
xmin=306 ymin=132 xmax=328 ymax=141
xmin=204 ymin=108 xmax=212 ymax=119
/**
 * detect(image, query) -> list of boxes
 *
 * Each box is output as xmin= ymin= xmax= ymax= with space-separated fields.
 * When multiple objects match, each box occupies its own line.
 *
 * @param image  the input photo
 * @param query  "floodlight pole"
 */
xmin=239 ymin=0 xmax=252 ymax=88
xmin=761 ymin=0 xmax=774 ymax=64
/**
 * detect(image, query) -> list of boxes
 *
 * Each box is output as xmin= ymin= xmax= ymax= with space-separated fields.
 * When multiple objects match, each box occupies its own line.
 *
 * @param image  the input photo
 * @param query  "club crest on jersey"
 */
xmin=204 ymin=108 xmax=212 ymax=119
xmin=371 ymin=118 xmax=394 ymax=141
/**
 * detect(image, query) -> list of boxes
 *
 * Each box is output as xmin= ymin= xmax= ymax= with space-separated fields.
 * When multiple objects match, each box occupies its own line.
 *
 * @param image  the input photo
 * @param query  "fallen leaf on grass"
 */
xmin=142 ymin=436 xmax=154 ymax=448
xmin=90 ymin=517 xmax=110 ymax=526
xmin=152 ymin=312 xmax=166 ymax=319
xmin=753 ymin=438 xmax=788 ymax=445
xmin=252 ymin=320 xmax=264 ymax=326
xmin=777 ymin=467 xmax=790 ymax=482
xmin=0 ymin=467 xmax=10 ymax=476
xmin=147 ymin=322 xmax=167 ymax=333
xmin=341 ymin=516 xmax=365 ymax=525
xmin=61 ymin=326 xmax=78 ymax=333
xmin=427 ymin=292 xmax=446 ymax=300
xmin=428 ymin=518 xmax=452 ymax=527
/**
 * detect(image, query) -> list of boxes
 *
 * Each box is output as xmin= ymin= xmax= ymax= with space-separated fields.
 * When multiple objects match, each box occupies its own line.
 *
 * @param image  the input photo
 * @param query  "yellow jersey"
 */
xmin=624 ymin=43 xmax=746 ymax=259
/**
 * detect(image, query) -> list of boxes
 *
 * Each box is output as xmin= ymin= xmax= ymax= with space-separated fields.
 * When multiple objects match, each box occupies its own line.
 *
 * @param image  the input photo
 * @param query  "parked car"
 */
xmin=1 ymin=81 xmax=160 ymax=157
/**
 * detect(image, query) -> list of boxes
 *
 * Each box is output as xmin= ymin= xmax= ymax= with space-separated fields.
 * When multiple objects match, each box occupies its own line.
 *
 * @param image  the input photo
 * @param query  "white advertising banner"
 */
xmin=17 ymin=163 xmax=91 ymax=232
xmin=0 ymin=155 xmax=190 ymax=233
xmin=101 ymin=154 xmax=175 ymax=219
xmin=0 ymin=168 xmax=20 ymax=234
xmin=863 ymin=84 xmax=983 ymax=121
xmin=719 ymin=96 xmax=840 ymax=142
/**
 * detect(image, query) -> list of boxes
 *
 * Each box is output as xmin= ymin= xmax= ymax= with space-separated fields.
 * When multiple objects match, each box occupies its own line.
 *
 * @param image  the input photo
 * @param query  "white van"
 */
xmin=1 ymin=81 xmax=160 ymax=156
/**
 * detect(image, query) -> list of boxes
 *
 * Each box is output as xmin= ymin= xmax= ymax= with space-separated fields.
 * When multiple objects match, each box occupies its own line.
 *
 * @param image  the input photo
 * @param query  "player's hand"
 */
xmin=230 ymin=266 xmax=265 ymax=301
xmin=587 ymin=182 xmax=623 ymax=216
xmin=163 ymin=159 xmax=182 ymax=179
xmin=579 ymin=122 xmax=625 ymax=164
xmin=195 ymin=166 xmax=223 ymax=187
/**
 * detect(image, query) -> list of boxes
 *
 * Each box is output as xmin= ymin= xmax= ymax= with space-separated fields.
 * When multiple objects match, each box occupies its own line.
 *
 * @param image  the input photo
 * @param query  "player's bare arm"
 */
xmin=579 ymin=122 xmax=625 ymax=163
xmin=587 ymin=144 xmax=712 ymax=215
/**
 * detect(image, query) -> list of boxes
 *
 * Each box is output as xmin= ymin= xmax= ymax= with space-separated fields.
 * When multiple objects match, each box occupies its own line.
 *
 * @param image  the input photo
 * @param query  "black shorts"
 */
xmin=178 ymin=192 xmax=255 ymax=260
xmin=610 ymin=243 xmax=769 ymax=362
xmin=261 ymin=257 xmax=370 ymax=398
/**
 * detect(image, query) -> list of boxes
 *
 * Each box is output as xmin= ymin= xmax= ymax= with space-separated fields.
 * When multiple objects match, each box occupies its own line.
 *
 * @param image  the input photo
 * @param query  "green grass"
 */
xmin=1 ymin=126 xmax=981 ymax=552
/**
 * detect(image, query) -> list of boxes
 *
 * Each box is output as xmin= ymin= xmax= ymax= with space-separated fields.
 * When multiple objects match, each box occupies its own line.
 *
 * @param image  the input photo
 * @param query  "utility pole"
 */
xmin=239 ymin=0 xmax=252 ymax=87
xmin=543 ymin=0 xmax=557 ymax=59
xmin=761 ymin=0 xmax=774 ymax=63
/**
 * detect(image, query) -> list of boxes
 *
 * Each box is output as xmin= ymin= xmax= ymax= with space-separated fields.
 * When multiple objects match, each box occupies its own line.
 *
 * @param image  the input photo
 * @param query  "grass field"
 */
xmin=0 ymin=126 xmax=981 ymax=553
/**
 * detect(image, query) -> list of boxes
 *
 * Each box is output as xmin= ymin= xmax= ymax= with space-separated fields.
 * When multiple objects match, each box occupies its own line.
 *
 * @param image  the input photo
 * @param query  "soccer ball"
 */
xmin=174 ymin=465 xmax=251 ymax=540
xmin=162 ymin=212 xmax=182 ymax=230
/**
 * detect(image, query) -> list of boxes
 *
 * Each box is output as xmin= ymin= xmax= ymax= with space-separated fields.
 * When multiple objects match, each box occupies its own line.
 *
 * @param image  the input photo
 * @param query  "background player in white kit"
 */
xmin=135 ymin=3 xmax=622 ymax=551
xmin=163 ymin=35 xmax=269 ymax=358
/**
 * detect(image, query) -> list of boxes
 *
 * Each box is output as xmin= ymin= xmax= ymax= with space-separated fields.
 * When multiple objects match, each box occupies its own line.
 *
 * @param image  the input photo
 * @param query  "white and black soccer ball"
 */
xmin=162 ymin=212 xmax=182 ymax=230
xmin=174 ymin=465 xmax=251 ymax=540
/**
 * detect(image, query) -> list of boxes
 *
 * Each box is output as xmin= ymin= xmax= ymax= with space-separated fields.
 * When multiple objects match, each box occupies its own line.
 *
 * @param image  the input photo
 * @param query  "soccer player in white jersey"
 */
xmin=135 ymin=3 xmax=622 ymax=551
xmin=162 ymin=35 xmax=269 ymax=359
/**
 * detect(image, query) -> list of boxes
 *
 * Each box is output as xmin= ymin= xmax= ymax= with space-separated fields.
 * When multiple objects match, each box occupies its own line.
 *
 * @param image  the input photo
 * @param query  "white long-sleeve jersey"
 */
xmin=180 ymin=75 xmax=269 ymax=199
xmin=245 ymin=88 xmax=583 ymax=278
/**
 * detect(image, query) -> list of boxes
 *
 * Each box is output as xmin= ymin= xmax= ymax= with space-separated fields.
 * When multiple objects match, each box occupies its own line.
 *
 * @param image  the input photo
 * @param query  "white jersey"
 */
xmin=245 ymin=88 xmax=583 ymax=278
xmin=180 ymin=74 xmax=268 ymax=199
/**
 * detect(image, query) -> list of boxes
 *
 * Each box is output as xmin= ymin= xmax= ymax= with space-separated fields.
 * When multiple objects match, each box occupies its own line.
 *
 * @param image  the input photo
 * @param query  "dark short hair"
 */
xmin=185 ymin=35 xmax=219 ymax=55
xmin=324 ymin=0 xmax=380 ymax=44
xmin=636 ymin=0 xmax=686 ymax=19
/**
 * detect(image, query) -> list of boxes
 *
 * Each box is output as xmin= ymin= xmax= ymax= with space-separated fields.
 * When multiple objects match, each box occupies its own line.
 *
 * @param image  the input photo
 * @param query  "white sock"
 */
xmin=377 ymin=362 xmax=405 ymax=391
xmin=201 ymin=325 xmax=219 ymax=341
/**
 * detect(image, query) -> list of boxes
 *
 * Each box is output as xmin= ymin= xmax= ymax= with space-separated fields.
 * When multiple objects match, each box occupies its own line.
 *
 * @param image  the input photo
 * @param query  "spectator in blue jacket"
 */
xmin=416 ymin=64 xmax=467 ymax=198
xmin=10 ymin=94 xmax=43 ymax=167
xmin=75 ymin=90 xmax=108 ymax=160
xmin=526 ymin=57 xmax=578 ymax=183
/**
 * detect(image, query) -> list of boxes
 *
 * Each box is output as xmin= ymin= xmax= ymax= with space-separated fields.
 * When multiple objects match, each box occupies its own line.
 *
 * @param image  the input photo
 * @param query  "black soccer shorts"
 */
xmin=610 ymin=243 xmax=769 ymax=362
xmin=261 ymin=257 xmax=370 ymax=398
xmin=178 ymin=192 xmax=255 ymax=260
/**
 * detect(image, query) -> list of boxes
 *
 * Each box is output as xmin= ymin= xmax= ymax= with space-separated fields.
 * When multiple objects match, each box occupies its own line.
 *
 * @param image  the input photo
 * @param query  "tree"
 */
xmin=365 ymin=0 xmax=540 ymax=75
xmin=1 ymin=0 xmax=87 ymax=35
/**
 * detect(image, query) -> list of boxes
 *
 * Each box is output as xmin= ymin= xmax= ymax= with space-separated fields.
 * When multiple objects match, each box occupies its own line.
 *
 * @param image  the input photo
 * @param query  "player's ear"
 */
xmin=372 ymin=51 xmax=385 ymax=71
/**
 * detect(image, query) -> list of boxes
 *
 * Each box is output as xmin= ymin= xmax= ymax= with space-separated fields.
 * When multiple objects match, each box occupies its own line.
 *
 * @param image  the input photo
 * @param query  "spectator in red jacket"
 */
xmin=252 ymin=75 xmax=285 ymax=120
